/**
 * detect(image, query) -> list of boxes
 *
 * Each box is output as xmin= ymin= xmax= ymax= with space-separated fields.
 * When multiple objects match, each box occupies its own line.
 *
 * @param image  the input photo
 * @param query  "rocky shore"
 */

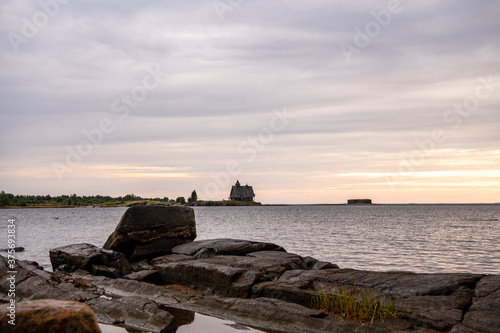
xmin=1 ymin=205 xmax=499 ymax=332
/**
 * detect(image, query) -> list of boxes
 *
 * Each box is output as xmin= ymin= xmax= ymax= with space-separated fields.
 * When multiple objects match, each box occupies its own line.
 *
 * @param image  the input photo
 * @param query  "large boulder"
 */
xmin=103 ymin=205 xmax=196 ymax=261
xmin=0 ymin=299 xmax=101 ymax=333
xmin=49 ymin=243 xmax=131 ymax=278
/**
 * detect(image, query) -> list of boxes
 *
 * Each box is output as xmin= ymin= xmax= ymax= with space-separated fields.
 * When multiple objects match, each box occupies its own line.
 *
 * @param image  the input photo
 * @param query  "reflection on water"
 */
xmin=176 ymin=313 xmax=266 ymax=333
xmin=167 ymin=307 xmax=196 ymax=328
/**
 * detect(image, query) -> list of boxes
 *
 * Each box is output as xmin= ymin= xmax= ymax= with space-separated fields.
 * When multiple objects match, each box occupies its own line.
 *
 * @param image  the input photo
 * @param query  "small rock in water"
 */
xmin=0 ymin=246 xmax=24 ymax=252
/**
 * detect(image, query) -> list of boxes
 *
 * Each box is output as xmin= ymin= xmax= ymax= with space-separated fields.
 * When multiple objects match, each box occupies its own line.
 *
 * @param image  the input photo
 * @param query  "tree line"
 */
xmin=0 ymin=190 xmax=198 ymax=208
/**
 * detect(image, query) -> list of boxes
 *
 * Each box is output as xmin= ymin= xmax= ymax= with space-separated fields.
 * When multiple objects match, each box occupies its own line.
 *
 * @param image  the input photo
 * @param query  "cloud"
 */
xmin=1 ymin=0 xmax=499 ymax=203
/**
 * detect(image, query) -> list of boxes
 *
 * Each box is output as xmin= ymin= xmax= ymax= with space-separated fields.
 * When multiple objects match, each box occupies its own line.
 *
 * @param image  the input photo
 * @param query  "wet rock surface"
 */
xmin=3 ymin=245 xmax=499 ymax=332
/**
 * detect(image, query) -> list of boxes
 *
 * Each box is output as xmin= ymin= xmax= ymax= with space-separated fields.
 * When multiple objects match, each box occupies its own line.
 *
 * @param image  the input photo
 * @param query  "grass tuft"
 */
xmin=312 ymin=283 xmax=404 ymax=324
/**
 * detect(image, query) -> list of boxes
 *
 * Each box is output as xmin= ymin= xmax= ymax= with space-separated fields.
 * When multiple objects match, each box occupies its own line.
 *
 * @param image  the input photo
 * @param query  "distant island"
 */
xmin=347 ymin=199 xmax=372 ymax=205
xmin=0 ymin=190 xmax=262 ymax=209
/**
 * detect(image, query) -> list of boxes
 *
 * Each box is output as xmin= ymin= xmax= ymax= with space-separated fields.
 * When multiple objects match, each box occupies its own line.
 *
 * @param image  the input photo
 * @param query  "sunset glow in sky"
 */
xmin=1 ymin=0 xmax=499 ymax=204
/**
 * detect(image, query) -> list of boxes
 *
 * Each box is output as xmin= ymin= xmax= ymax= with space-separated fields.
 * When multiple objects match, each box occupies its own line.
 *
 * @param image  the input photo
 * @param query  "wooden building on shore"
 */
xmin=229 ymin=181 xmax=255 ymax=202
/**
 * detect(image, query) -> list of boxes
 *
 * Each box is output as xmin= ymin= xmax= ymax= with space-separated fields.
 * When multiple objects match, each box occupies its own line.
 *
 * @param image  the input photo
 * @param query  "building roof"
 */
xmin=230 ymin=181 xmax=255 ymax=199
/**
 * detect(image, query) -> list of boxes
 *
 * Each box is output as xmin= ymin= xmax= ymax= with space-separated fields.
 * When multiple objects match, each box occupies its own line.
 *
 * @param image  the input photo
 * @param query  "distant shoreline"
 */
xmin=1 ymin=202 xmax=499 ymax=209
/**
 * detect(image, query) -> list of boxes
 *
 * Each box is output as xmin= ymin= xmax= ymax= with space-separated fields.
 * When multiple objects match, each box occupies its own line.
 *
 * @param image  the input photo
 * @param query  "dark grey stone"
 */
xmin=49 ymin=243 xmax=131 ymax=277
xmin=103 ymin=205 xmax=196 ymax=261
xmin=172 ymin=238 xmax=285 ymax=257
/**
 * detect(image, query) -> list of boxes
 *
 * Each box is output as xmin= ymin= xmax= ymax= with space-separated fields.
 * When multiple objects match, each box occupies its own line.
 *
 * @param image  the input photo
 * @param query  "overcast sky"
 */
xmin=1 ymin=0 xmax=499 ymax=204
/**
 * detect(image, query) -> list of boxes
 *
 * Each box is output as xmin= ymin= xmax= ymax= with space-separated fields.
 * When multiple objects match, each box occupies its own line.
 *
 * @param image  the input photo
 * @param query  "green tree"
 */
xmin=0 ymin=191 xmax=11 ymax=207
xmin=188 ymin=190 xmax=198 ymax=203
xmin=124 ymin=193 xmax=138 ymax=201
xmin=176 ymin=197 xmax=186 ymax=205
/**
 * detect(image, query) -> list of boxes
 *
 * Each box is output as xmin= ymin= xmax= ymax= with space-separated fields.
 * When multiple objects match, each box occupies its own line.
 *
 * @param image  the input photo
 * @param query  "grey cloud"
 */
xmin=1 ymin=0 xmax=499 ymax=200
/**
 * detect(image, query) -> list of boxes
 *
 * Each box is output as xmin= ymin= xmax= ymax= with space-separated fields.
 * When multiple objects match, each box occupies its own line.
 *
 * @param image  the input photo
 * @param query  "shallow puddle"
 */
xmin=99 ymin=311 xmax=267 ymax=333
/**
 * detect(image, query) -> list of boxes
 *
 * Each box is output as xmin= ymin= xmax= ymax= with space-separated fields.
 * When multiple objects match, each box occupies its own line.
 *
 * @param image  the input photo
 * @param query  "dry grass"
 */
xmin=312 ymin=284 xmax=404 ymax=324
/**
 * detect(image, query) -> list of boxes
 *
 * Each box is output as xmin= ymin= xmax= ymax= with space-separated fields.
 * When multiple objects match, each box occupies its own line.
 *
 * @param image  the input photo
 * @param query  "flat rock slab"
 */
xmin=155 ymin=252 xmax=314 ymax=297
xmin=0 ymin=256 xmax=93 ymax=303
xmin=103 ymin=205 xmax=196 ymax=261
xmin=66 ymin=269 xmax=197 ymax=305
xmin=124 ymin=270 xmax=162 ymax=284
xmin=275 ymin=269 xmax=482 ymax=298
xmin=88 ymin=296 xmax=177 ymax=332
xmin=151 ymin=254 xmax=196 ymax=266
xmin=451 ymin=275 xmax=500 ymax=333
xmin=0 ymin=299 xmax=101 ymax=333
xmin=252 ymin=269 xmax=484 ymax=331
xmin=156 ymin=260 xmax=258 ymax=297
xmin=203 ymin=253 xmax=307 ymax=278
xmin=399 ymin=292 xmax=472 ymax=331
xmin=172 ymin=238 xmax=285 ymax=257
xmin=49 ymin=243 xmax=131 ymax=277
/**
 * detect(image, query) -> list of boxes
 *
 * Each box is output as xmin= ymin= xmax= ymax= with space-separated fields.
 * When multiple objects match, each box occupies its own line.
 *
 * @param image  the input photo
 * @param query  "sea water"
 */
xmin=1 ymin=204 xmax=499 ymax=274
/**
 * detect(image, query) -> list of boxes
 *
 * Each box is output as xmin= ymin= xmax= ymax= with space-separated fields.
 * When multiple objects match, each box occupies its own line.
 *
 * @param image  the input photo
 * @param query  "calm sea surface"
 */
xmin=1 ymin=204 xmax=499 ymax=274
